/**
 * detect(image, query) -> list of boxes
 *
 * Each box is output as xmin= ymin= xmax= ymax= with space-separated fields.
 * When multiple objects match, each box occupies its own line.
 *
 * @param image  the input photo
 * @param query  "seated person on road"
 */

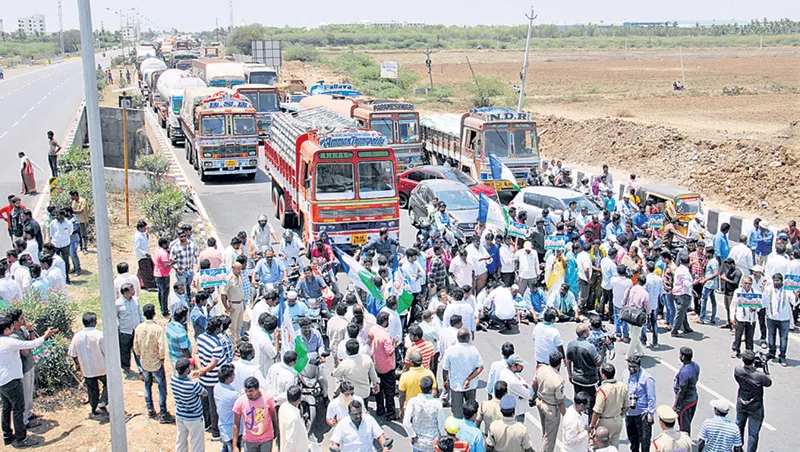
xmin=483 ymin=285 xmax=517 ymax=329
xmin=547 ymin=283 xmax=580 ymax=322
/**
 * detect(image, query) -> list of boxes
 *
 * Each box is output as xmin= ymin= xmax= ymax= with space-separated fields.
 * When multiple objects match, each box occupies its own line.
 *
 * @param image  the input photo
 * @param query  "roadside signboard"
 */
xmin=380 ymin=60 xmax=398 ymax=79
xmin=199 ymin=267 xmax=228 ymax=289
xmin=545 ymin=235 xmax=567 ymax=251
xmin=736 ymin=292 xmax=762 ymax=309
xmin=251 ymin=40 xmax=282 ymax=69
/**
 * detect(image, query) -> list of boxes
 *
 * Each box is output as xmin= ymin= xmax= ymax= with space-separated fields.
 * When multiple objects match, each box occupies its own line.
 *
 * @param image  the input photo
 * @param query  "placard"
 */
xmin=784 ymin=274 xmax=800 ymax=291
xmin=544 ymin=235 xmax=567 ymax=251
xmin=507 ymin=220 xmax=529 ymax=239
xmin=736 ymin=292 xmax=762 ymax=309
xmin=199 ymin=268 xmax=228 ymax=289
xmin=649 ymin=214 xmax=665 ymax=229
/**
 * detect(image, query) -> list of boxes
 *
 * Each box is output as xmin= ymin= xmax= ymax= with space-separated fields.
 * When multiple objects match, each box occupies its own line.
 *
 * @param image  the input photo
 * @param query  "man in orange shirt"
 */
xmin=369 ymin=311 xmax=397 ymax=420
xmin=405 ymin=324 xmax=435 ymax=371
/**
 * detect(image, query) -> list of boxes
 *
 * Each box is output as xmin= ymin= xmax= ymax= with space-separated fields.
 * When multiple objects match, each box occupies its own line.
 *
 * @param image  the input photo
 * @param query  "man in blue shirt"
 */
xmin=190 ymin=292 xmax=211 ymax=339
xmin=632 ymin=208 xmax=649 ymax=236
xmin=285 ymin=291 xmax=309 ymax=329
xmin=165 ymin=306 xmax=192 ymax=366
xmin=622 ymin=355 xmax=656 ymax=452
xmin=295 ymin=266 xmax=327 ymax=300
xmin=28 ymin=264 xmax=49 ymax=302
xmin=458 ymin=400 xmax=486 ymax=452
xmin=748 ymin=220 xmax=774 ymax=266
xmin=214 ymin=364 xmax=239 ymax=452
xmin=605 ymin=214 xmax=625 ymax=241
xmin=673 ymin=347 xmax=701 ymax=435
xmin=253 ymin=251 xmax=285 ymax=286
xmin=714 ymin=223 xmax=731 ymax=261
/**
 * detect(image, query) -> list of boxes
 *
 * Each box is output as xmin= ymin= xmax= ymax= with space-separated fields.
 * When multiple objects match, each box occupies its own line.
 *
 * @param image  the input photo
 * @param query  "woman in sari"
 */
xmin=564 ymin=242 xmax=580 ymax=299
xmin=18 ymin=152 xmax=43 ymax=195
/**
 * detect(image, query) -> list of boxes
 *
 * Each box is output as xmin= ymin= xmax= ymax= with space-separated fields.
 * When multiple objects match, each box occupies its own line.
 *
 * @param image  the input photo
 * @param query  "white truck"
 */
xmin=243 ymin=63 xmax=279 ymax=86
xmin=138 ymin=57 xmax=167 ymax=93
xmin=156 ymin=69 xmax=207 ymax=145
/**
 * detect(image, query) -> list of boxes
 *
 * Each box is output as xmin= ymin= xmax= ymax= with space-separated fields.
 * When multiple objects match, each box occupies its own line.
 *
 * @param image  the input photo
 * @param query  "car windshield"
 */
xmin=201 ymin=115 xmax=225 ymax=136
xmin=484 ymin=129 xmax=509 ymax=158
xmin=676 ymin=197 xmax=701 ymax=214
xmin=370 ymin=119 xmax=394 ymax=143
xmin=315 ymin=163 xmax=355 ymax=200
xmin=399 ymin=119 xmax=419 ymax=143
xmin=438 ymin=189 xmax=478 ymax=211
xmin=358 ymin=161 xmax=396 ymax=199
xmin=233 ymin=115 xmax=256 ymax=135
xmin=564 ymin=196 xmax=600 ymax=215
xmin=440 ymin=169 xmax=477 ymax=187
xmin=249 ymin=72 xmax=278 ymax=85
xmin=512 ymin=129 xmax=536 ymax=157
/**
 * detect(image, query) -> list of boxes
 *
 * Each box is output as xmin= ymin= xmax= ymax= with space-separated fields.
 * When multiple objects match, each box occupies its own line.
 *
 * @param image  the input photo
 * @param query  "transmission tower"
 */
xmin=58 ymin=0 xmax=65 ymax=54
xmin=229 ymin=0 xmax=234 ymax=31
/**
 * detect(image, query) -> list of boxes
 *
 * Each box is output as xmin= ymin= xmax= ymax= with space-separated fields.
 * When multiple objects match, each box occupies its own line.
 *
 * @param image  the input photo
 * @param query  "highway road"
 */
xmin=0 ymin=53 xmax=115 ymax=250
xmin=150 ymin=115 xmax=797 ymax=452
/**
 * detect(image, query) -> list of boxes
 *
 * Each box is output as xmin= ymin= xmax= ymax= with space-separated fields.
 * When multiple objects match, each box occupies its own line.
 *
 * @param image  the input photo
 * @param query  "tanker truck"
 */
xmin=156 ymin=69 xmax=207 ymax=145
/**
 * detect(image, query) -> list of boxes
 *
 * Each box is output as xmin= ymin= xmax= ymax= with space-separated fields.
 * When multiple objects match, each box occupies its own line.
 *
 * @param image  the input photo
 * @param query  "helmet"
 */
xmin=257 ymin=214 xmax=268 ymax=223
xmin=283 ymin=230 xmax=294 ymax=240
xmin=582 ymin=177 xmax=589 ymax=184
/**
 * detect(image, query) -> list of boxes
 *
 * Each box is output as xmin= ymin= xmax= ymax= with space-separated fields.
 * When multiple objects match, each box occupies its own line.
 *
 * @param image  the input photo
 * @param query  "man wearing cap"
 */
xmin=621 ymin=355 xmax=656 ymax=452
xmin=284 ymin=291 xmax=308 ymax=330
xmin=651 ymin=405 xmax=692 ymax=452
xmin=749 ymin=219 xmax=773 ymax=267
xmin=498 ymin=354 xmax=532 ymax=422
xmin=515 ymin=241 xmax=539 ymax=296
xmin=567 ymin=322 xmax=601 ymax=408
xmin=591 ymin=363 xmax=630 ymax=449
xmin=533 ymin=351 xmax=566 ymax=452
xmin=698 ymin=400 xmax=743 ymax=452
xmin=485 ymin=394 xmax=534 ymax=452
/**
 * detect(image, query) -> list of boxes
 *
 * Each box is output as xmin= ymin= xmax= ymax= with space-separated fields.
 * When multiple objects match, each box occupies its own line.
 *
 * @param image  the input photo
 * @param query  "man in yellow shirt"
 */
xmin=399 ymin=350 xmax=436 ymax=415
xmin=69 ymin=190 xmax=89 ymax=253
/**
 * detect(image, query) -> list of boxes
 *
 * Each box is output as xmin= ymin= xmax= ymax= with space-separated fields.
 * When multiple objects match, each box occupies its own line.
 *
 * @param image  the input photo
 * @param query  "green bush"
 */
xmin=57 ymin=146 xmax=90 ymax=173
xmin=137 ymin=153 xmax=171 ymax=188
xmin=462 ymin=76 xmax=512 ymax=108
xmin=1 ymin=291 xmax=81 ymax=394
xmin=141 ymin=181 xmax=187 ymax=237
xmin=328 ymin=52 xmax=419 ymax=98
xmin=284 ymin=45 xmax=323 ymax=63
xmin=425 ymin=85 xmax=455 ymax=102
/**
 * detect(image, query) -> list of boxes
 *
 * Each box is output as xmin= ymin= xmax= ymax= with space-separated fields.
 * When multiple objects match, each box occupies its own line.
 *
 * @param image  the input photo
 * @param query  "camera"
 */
xmin=753 ymin=351 xmax=770 ymax=375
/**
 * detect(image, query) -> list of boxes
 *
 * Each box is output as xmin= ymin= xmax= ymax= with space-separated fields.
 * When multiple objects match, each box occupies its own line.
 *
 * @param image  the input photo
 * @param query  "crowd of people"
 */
xmin=0 ymin=161 xmax=798 ymax=451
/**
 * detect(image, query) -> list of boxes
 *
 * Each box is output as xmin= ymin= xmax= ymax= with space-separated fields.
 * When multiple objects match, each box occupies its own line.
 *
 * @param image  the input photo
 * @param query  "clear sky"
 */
xmin=2 ymin=0 xmax=798 ymax=33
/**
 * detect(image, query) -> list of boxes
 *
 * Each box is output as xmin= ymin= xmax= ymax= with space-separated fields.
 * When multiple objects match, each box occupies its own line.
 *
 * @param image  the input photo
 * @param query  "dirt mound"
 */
xmin=537 ymin=115 xmax=800 ymax=223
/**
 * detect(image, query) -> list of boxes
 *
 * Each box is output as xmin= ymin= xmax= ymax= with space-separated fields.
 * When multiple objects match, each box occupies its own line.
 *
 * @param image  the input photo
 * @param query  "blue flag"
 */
xmin=478 ymin=192 xmax=508 ymax=228
xmin=276 ymin=289 xmax=285 ymax=328
xmin=488 ymin=154 xmax=520 ymax=189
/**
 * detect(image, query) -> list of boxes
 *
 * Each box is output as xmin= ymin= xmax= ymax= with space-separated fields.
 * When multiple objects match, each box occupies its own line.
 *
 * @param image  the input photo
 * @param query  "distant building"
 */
xmin=18 ymin=14 xmax=46 ymax=35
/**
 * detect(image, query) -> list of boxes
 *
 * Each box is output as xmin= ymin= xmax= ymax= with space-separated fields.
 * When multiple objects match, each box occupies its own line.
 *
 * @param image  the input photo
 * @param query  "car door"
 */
xmin=399 ymin=169 xmax=424 ymax=196
xmin=409 ymin=185 xmax=429 ymax=223
xmin=520 ymin=192 xmax=544 ymax=227
xmin=543 ymin=196 xmax=566 ymax=220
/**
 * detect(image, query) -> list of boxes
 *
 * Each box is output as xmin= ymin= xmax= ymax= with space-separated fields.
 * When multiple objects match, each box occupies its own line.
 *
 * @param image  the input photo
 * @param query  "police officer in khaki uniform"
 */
xmin=650 ymin=405 xmax=693 ymax=452
xmin=591 ymin=363 xmax=630 ymax=448
xmin=532 ymin=351 xmax=566 ymax=452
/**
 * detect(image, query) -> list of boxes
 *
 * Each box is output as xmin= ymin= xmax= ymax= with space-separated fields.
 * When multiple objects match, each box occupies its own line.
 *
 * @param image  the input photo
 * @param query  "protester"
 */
xmin=441 ymin=328 xmax=484 ymax=419
xmin=171 ymin=358 xmax=207 ymax=452
xmin=232 ymin=377 xmax=278 ymax=452
xmin=133 ymin=303 xmax=173 ymax=424
xmin=734 ymin=350 xmax=772 ymax=452
xmin=698 ymin=400 xmax=743 ymax=452
xmin=673 ymin=346 xmax=701 ymax=434
xmin=402 ymin=375 xmax=446 ymax=451
xmin=279 ymin=385 xmax=308 ymax=452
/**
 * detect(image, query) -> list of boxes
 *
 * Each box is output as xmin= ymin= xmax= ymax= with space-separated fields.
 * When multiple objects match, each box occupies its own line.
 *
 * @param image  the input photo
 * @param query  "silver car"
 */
xmin=408 ymin=179 xmax=481 ymax=239
xmin=508 ymin=186 xmax=600 ymax=227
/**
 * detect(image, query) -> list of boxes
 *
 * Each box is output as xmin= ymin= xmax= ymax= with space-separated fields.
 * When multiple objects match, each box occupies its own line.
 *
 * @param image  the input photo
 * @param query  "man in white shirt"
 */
xmin=231 ymin=342 xmax=268 ymax=392
xmin=764 ymin=243 xmax=790 ymax=282
xmin=279 ymin=386 xmax=310 ymax=452
xmin=610 ymin=264 xmax=633 ymax=342
xmin=499 ymin=235 xmax=517 ymax=287
xmin=330 ymin=399 xmax=387 ymax=452
xmin=113 ymin=262 xmax=141 ymax=297
xmin=729 ymin=234 xmax=754 ymax=279
xmin=449 ymin=249 xmax=475 ymax=289
xmin=764 ymin=274 xmax=797 ymax=367
xmin=249 ymin=312 xmax=279 ymax=378
xmin=484 ymin=286 xmax=517 ymax=329
xmin=0 ymin=262 xmax=22 ymax=304
xmin=278 ymin=231 xmax=304 ymax=267
xmin=497 ymin=354 xmax=532 ymax=419
xmin=561 ymin=392 xmax=591 ymax=452
xmin=400 ymin=249 xmax=425 ymax=306
xmin=12 ymin=255 xmax=32 ymax=294
xmin=599 ymin=248 xmax=618 ymax=320
xmin=48 ymin=209 xmax=73 ymax=276
xmin=466 ymin=235 xmax=491 ymax=293
xmin=532 ymin=309 xmax=565 ymax=365
xmin=443 ymin=287 xmax=476 ymax=335
xmin=41 ymin=255 xmax=66 ymax=296
xmin=379 ymin=298 xmax=403 ymax=343
xmin=515 ymin=241 xmax=540 ymax=295
xmin=223 ymin=236 xmax=243 ymax=272
xmin=266 ymin=351 xmax=299 ymax=406
xmin=576 ymin=243 xmax=594 ymax=313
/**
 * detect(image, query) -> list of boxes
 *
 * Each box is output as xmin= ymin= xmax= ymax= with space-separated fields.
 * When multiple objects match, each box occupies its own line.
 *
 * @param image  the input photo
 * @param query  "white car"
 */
xmin=508 ymin=186 xmax=600 ymax=227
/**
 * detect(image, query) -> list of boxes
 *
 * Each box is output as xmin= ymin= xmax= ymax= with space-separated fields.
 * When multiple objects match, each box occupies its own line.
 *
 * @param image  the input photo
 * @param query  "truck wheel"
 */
xmin=184 ymin=140 xmax=190 ymax=161
xmin=279 ymin=196 xmax=290 ymax=228
xmin=192 ymin=149 xmax=199 ymax=171
xmin=271 ymin=186 xmax=280 ymax=219
xmin=399 ymin=193 xmax=408 ymax=209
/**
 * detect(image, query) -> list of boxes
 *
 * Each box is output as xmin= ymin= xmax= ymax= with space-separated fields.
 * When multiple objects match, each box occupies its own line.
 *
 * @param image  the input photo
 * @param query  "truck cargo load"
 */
xmin=156 ymin=69 xmax=207 ymax=144
xmin=191 ymin=59 xmax=246 ymax=88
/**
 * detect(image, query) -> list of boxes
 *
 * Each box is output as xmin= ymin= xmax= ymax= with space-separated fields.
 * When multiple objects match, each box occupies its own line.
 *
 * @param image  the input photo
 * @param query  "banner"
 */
xmin=545 ymin=235 xmax=567 ymax=251
xmin=785 ymin=274 xmax=800 ymax=291
xmin=199 ymin=268 xmax=228 ymax=289
xmin=736 ymin=292 xmax=763 ymax=309
xmin=507 ymin=220 xmax=529 ymax=239
xmin=649 ymin=214 xmax=665 ymax=229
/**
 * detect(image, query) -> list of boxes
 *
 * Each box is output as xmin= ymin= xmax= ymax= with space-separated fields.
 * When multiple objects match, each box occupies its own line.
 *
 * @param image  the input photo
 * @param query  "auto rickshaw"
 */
xmin=634 ymin=183 xmax=703 ymax=237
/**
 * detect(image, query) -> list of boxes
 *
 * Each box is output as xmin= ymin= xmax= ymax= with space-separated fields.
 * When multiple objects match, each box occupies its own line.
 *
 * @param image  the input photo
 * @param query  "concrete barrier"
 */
xmin=104 ymin=167 xmax=175 ymax=192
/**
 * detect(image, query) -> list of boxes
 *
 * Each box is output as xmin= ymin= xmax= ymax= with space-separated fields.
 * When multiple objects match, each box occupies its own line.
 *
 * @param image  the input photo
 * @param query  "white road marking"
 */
xmin=0 ymin=131 xmax=7 ymax=139
xmin=12 ymin=121 xmax=19 ymax=128
xmin=21 ymin=113 xmax=27 ymax=119
xmin=28 ymin=106 xmax=35 ymax=112
xmin=653 ymin=356 xmax=777 ymax=431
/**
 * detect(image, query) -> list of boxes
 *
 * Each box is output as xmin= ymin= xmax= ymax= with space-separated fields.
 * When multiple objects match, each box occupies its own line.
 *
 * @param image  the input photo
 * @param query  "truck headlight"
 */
xmin=249 ymin=160 xmax=258 ymax=166
xmin=248 ymin=151 xmax=256 ymax=156
xmin=203 ymin=152 xmax=212 ymax=158
xmin=203 ymin=162 xmax=212 ymax=168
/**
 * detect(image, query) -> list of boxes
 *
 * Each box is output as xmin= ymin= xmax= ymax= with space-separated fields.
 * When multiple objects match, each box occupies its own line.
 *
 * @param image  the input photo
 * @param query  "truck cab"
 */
xmin=233 ymin=84 xmax=281 ymax=140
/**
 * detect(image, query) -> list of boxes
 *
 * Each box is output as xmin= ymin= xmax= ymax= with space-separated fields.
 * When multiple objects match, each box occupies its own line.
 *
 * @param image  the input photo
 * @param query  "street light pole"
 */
xmin=77 ymin=0 xmax=129 ymax=450
xmin=517 ymin=6 xmax=537 ymax=112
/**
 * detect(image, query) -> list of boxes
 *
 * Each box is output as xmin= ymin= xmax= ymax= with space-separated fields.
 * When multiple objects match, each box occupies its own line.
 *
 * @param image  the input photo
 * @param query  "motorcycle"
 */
xmin=299 ymin=354 xmax=329 ymax=441
xmin=304 ymin=297 xmax=329 ymax=340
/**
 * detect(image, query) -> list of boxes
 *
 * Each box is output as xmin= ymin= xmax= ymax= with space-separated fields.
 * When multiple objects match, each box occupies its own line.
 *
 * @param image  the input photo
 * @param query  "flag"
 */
xmin=334 ymin=247 xmax=383 ymax=302
xmin=280 ymin=301 xmax=309 ymax=373
xmin=390 ymin=266 xmax=415 ymax=314
xmin=488 ymin=153 xmax=520 ymax=190
xmin=478 ymin=192 xmax=508 ymax=229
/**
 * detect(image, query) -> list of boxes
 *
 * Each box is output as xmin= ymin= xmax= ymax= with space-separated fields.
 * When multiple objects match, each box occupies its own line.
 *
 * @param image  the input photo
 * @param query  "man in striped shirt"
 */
xmin=196 ymin=317 xmax=230 ymax=441
xmin=170 ymin=358 xmax=207 ymax=452
xmin=404 ymin=324 xmax=435 ymax=371
xmin=698 ymin=400 xmax=743 ymax=452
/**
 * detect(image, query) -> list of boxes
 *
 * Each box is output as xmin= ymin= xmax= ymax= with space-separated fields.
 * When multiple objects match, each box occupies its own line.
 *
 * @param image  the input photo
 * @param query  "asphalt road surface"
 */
xmin=153 ymin=105 xmax=797 ymax=452
xmin=0 ymin=53 xmax=115 ymax=250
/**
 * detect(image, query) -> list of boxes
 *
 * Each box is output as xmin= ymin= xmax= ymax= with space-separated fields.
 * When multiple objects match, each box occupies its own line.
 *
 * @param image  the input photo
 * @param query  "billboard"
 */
xmin=250 ymin=40 xmax=282 ymax=68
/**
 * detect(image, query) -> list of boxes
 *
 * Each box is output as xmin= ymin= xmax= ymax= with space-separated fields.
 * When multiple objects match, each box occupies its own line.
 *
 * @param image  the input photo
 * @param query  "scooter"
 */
xmin=299 ymin=353 xmax=329 ymax=441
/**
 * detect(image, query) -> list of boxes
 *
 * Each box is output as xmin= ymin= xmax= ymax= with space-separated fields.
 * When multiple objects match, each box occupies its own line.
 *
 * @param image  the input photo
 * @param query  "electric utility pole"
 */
xmin=58 ymin=0 xmax=65 ymax=54
xmin=424 ymin=48 xmax=434 ymax=90
xmin=517 ymin=6 xmax=537 ymax=112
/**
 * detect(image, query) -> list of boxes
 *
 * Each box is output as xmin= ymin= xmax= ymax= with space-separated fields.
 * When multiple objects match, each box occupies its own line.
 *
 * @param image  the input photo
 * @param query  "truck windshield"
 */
xmin=399 ymin=119 xmax=419 ymax=143
xmin=484 ymin=130 xmax=510 ymax=158
xmin=512 ymin=129 xmax=536 ymax=157
xmin=240 ymin=92 xmax=279 ymax=112
xmin=201 ymin=115 xmax=225 ymax=136
xmin=370 ymin=119 xmax=394 ymax=143
xmin=233 ymin=115 xmax=256 ymax=135
xmin=315 ymin=163 xmax=355 ymax=201
xmin=171 ymin=97 xmax=183 ymax=111
xmin=358 ymin=161 xmax=396 ymax=199
xmin=249 ymin=72 xmax=278 ymax=85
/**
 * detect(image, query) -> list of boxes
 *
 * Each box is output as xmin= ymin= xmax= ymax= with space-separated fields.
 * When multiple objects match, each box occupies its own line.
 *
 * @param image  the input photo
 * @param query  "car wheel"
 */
xmin=399 ymin=192 xmax=408 ymax=209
